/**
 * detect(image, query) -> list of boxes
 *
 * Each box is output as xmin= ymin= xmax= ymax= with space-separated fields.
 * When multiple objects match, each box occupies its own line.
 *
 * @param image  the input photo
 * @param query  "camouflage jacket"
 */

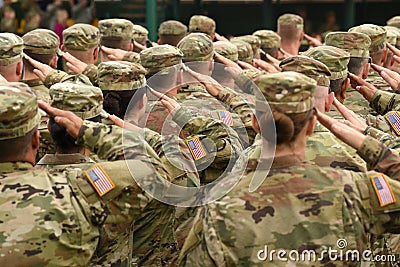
xmin=21 ymin=78 xmax=50 ymax=103
xmin=179 ymin=136 xmax=400 ymax=267
xmin=367 ymin=70 xmax=392 ymax=92
xmin=344 ymin=87 xmax=377 ymax=119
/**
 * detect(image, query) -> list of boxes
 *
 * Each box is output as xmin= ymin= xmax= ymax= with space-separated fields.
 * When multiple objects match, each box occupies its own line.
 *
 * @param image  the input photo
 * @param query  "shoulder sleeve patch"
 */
xmin=384 ymin=111 xmax=400 ymax=135
xmin=370 ymin=174 xmax=396 ymax=207
xmin=85 ymin=164 xmax=115 ymax=197
xmin=185 ymin=136 xmax=207 ymax=160
xmin=217 ymin=110 xmax=233 ymax=126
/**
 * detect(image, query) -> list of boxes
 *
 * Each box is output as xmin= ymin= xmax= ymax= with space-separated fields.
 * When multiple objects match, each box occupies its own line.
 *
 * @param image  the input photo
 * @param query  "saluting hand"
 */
xmin=348 ymin=72 xmax=378 ymax=102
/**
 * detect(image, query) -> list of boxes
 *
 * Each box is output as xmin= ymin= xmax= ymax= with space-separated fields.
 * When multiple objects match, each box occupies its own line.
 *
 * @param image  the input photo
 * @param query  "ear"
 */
xmin=32 ymin=129 xmax=40 ymax=150
xmin=362 ymin=62 xmax=370 ymax=79
xmin=340 ymin=77 xmax=350 ymax=101
xmin=157 ymin=38 xmax=161 ymax=45
xmin=16 ymin=60 xmax=23 ymax=76
xmin=93 ymin=46 xmax=100 ymax=61
xmin=49 ymin=55 xmax=58 ymax=69
xmin=299 ymin=31 xmax=305 ymax=42
xmin=251 ymin=114 xmax=260 ymax=134
xmin=325 ymin=92 xmax=334 ymax=112
xmin=61 ymin=44 xmax=65 ymax=51
xmin=380 ymin=47 xmax=389 ymax=66
xmin=128 ymin=42 xmax=134 ymax=52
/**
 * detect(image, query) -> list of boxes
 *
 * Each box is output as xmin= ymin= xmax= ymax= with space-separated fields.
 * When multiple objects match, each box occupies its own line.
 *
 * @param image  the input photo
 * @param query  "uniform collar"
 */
xmin=36 ymin=153 xmax=95 ymax=165
xmin=0 ymin=162 xmax=34 ymax=174
xmin=21 ymin=78 xmax=44 ymax=87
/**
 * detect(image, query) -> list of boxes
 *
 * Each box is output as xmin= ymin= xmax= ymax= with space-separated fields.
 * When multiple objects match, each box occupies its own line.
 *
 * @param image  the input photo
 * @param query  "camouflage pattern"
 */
xmin=383 ymin=26 xmax=400 ymax=47
xmin=21 ymin=78 xmax=50 ymax=103
xmin=343 ymin=86 xmax=377 ymax=119
xmin=370 ymin=89 xmax=400 ymax=115
xmin=140 ymin=44 xmax=183 ymax=75
xmin=349 ymin=24 xmax=387 ymax=53
xmin=213 ymin=41 xmax=239 ymax=62
xmin=132 ymin=24 xmax=149 ymax=45
xmin=49 ymin=82 xmax=104 ymax=119
xmin=366 ymin=69 xmax=392 ymax=93
xmin=158 ymin=20 xmax=188 ymax=36
xmin=0 ymin=32 xmax=24 ymax=64
xmin=325 ymin=31 xmax=371 ymax=58
xmin=97 ymin=61 xmax=146 ymax=91
xmin=254 ymin=71 xmax=316 ymax=114
xmin=22 ymin=28 xmax=61 ymax=55
xmin=177 ymin=33 xmax=214 ymax=62
xmin=252 ymin=29 xmax=281 ymax=50
xmin=387 ymin=15 xmax=400 ymax=29
xmin=0 ymin=82 xmax=40 ymax=140
xmin=63 ymin=23 xmax=100 ymax=50
xmin=302 ymin=45 xmax=350 ymax=80
xmin=231 ymin=35 xmax=261 ymax=58
xmin=98 ymin=18 xmax=134 ymax=40
xmin=188 ymin=15 xmax=216 ymax=36
xmin=279 ymin=55 xmax=331 ymax=87
xmin=231 ymin=39 xmax=253 ymax=63
xmin=43 ymin=69 xmax=94 ymax=89
xmin=277 ymin=13 xmax=304 ymax=30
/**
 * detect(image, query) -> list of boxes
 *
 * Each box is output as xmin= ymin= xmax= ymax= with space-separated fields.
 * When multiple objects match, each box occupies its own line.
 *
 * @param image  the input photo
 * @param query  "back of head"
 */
xmin=0 ymin=33 xmax=24 ymax=67
xmin=383 ymin=26 xmax=400 ymax=48
xmin=132 ymin=24 xmax=149 ymax=46
xmin=387 ymin=15 xmax=400 ymax=29
xmin=277 ymin=13 xmax=304 ymax=43
xmin=213 ymin=41 xmax=238 ymax=62
xmin=253 ymin=29 xmax=281 ymax=53
xmin=140 ymin=44 xmax=183 ymax=76
xmin=98 ymin=18 xmax=134 ymax=50
xmin=177 ymin=32 xmax=214 ymax=62
xmin=63 ymin=23 xmax=100 ymax=51
xmin=231 ymin=35 xmax=261 ymax=58
xmin=230 ymin=39 xmax=253 ymax=63
xmin=189 ymin=15 xmax=216 ymax=37
xmin=158 ymin=20 xmax=188 ymax=46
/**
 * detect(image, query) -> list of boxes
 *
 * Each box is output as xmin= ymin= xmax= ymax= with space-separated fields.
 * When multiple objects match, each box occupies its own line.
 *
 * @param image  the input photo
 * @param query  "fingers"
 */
xmin=371 ymin=63 xmax=385 ymax=73
xmin=33 ymin=69 xmax=46 ymax=82
xmin=100 ymin=45 xmax=113 ymax=54
xmin=108 ymin=114 xmax=125 ymax=128
xmin=380 ymin=70 xmax=398 ymax=89
xmin=133 ymin=41 xmax=146 ymax=51
xmin=38 ymin=100 xmax=68 ymax=118
xmin=387 ymin=43 xmax=400 ymax=57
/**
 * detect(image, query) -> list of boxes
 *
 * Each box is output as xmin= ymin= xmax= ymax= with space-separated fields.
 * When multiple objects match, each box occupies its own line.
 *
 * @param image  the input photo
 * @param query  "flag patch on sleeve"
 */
xmin=217 ymin=110 xmax=233 ymax=126
xmin=370 ymin=174 xmax=396 ymax=207
xmin=185 ymin=136 xmax=207 ymax=160
xmin=385 ymin=111 xmax=400 ymax=135
xmin=85 ymin=164 xmax=115 ymax=197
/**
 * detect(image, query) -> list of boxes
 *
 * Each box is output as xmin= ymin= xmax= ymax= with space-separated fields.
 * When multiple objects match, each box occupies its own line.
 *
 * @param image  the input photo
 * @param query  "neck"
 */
xmin=261 ymin=136 xmax=306 ymax=161
xmin=280 ymin=43 xmax=299 ymax=56
xmin=23 ymin=70 xmax=40 ymax=81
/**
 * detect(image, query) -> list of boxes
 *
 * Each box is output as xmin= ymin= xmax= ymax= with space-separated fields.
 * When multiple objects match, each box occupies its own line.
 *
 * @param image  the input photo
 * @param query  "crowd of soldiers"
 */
xmin=3 ymin=11 xmax=400 ymax=266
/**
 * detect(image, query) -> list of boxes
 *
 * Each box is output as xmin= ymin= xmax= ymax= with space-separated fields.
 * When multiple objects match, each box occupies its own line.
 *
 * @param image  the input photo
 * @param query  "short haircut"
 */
xmin=23 ymin=51 xmax=56 ymax=73
xmin=347 ymin=57 xmax=369 ymax=76
xmin=101 ymin=36 xmax=132 ymax=51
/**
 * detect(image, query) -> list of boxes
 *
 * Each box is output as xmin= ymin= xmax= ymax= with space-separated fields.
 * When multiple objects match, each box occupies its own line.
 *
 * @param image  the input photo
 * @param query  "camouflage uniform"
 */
xmin=132 ymin=24 xmax=149 ymax=46
xmin=387 ymin=16 xmax=400 ymax=30
xmin=179 ymin=71 xmax=400 ymax=267
xmin=280 ymin=55 xmax=368 ymax=172
xmin=277 ymin=13 xmax=303 ymax=59
xmin=230 ymin=38 xmax=253 ymax=63
xmin=252 ymin=29 xmax=281 ymax=56
xmin=188 ymin=15 xmax=216 ymax=37
xmin=0 ymin=32 xmax=24 ymax=67
xmin=231 ymin=35 xmax=261 ymax=59
xmin=213 ymin=41 xmax=239 ymax=62
xmin=158 ymin=20 xmax=188 ymax=46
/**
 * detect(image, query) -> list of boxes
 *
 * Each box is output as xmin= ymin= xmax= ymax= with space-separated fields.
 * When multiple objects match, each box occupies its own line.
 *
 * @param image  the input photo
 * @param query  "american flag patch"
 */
xmin=217 ymin=110 xmax=233 ymax=126
xmin=186 ymin=137 xmax=207 ymax=160
xmin=385 ymin=111 xmax=400 ymax=135
xmin=371 ymin=174 xmax=396 ymax=207
xmin=85 ymin=164 xmax=115 ymax=196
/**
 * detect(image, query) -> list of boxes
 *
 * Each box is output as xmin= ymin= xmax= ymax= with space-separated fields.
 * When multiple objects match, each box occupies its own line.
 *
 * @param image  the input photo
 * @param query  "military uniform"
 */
xmin=132 ymin=24 xmax=149 ymax=46
xmin=252 ymin=29 xmax=281 ymax=57
xmin=213 ymin=41 xmax=239 ymax=62
xmin=231 ymin=35 xmax=261 ymax=59
xmin=158 ymin=20 xmax=188 ymax=46
xmin=277 ymin=13 xmax=304 ymax=59
xmin=231 ymin=38 xmax=253 ymax=63
xmin=188 ymin=15 xmax=216 ymax=37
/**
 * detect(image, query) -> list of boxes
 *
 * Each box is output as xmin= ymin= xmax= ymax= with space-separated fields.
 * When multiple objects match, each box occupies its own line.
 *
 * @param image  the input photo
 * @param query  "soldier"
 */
xmin=231 ymin=35 xmax=261 ymax=59
xmin=213 ymin=41 xmax=239 ymax=63
xmin=253 ymin=29 xmax=281 ymax=59
xmin=387 ymin=15 xmax=400 ymax=29
xmin=132 ymin=24 xmax=149 ymax=50
xmin=188 ymin=15 xmax=216 ymax=40
xmin=0 ymin=33 xmax=24 ymax=82
xmin=178 ymin=71 xmax=400 ymax=267
xmin=277 ymin=13 xmax=304 ymax=58
xmin=230 ymin=38 xmax=254 ymax=63
xmin=158 ymin=20 xmax=188 ymax=46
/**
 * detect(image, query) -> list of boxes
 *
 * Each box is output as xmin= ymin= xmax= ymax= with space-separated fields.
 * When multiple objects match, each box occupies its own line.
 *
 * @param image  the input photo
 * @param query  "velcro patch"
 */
xmin=85 ymin=164 xmax=115 ymax=197
xmin=385 ymin=111 xmax=400 ymax=135
xmin=185 ymin=136 xmax=207 ymax=160
xmin=217 ymin=110 xmax=233 ymax=126
xmin=370 ymin=174 xmax=396 ymax=207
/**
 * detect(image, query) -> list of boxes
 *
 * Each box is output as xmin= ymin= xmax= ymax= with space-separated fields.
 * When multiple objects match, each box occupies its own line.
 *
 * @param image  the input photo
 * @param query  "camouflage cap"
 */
xmin=254 ymin=71 xmax=316 ymax=114
xmin=158 ymin=20 xmax=188 ymax=36
xmin=252 ymin=30 xmax=281 ymax=50
xmin=98 ymin=18 xmax=134 ymax=40
xmin=277 ymin=13 xmax=304 ymax=31
xmin=132 ymin=24 xmax=149 ymax=44
xmin=279 ymin=55 xmax=331 ymax=87
xmin=0 ymin=82 xmax=40 ymax=140
xmin=140 ymin=44 xmax=183 ymax=74
xmin=302 ymin=45 xmax=350 ymax=80
xmin=230 ymin=39 xmax=253 ymax=63
xmin=348 ymin=24 xmax=387 ymax=53
xmin=97 ymin=61 xmax=146 ymax=91
xmin=213 ymin=41 xmax=238 ymax=62
xmin=231 ymin=35 xmax=261 ymax=57
xmin=177 ymin=33 xmax=214 ymax=62
xmin=383 ymin=26 xmax=400 ymax=47
xmin=324 ymin=31 xmax=371 ymax=58
xmin=22 ymin=29 xmax=61 ymax=55
xmin=189 ymin=15 xmax=216 ymax=36
xmin=387 ymin=16 xmax=400 ymax=29
xmin=63 ymin=23 xmax=100 ymax=50
xmin=0 ymin=33 xmax=24 ymax=64
xmin=50 ymin=82 xmax=103 ymax=119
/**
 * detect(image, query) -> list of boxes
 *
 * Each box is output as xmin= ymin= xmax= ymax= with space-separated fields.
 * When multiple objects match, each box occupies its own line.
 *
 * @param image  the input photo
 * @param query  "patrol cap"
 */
xmin=252 ymin=30 xmax=281 ymax=50
xmin=63 ymin=23 xmax=100 ymax=50
xmin=0 ymin=33 xmax=24 ymax=64
xmin=213 ymin=41 xmax=238 ymax=62
xmin=98 ymin=18 xmax=134 ymax=40
xmin=189 ymin=15 xmax=216 ymax=36
xmin=348 ymin=24 xmax=387 ymax=52
xmin=177 ymin=33 xmax=214 ymax=62
xmin=325 ymin=31 xmax=371 ymax=58
xmin=158 ymin=20 xmax=187 ymax=36
xmin=23 ymin=29 xmax=61 ymax=56
xmin=280 ymin=55 xmax=331 ymax=87
xmin=0 ymin=82 xmax=40 ymax=140
xmin=254 ymin=71 xmax=316 ymax=114
xmin=231 ymin=39 xmax=253 ymax=63
xmin=383 ymin=26 xmax=400 ymax=47
xmin=97 ymin=61 xmax=146 ymax=91
xmin=140 ymin=44 xmax=183 ymax=75
xmin=302 ymin=45 xmax=350 ymax=80
xmin=387 ymin=16 xmax=400 ymax=29
xmin=50 ymin=82 xmax=103 ymax=119
xmin=231 ymin=35 xmax=261 ymax=57
xmin=277 ymin=13 xmax=304 ymax=31
xmin=132 ymin=24 xmax=149 ymax=44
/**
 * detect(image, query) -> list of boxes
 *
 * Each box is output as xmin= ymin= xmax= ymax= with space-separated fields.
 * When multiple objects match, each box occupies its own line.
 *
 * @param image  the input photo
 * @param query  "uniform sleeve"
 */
xmin=122 ymin=51 xmax=141 ymax=63
xmin=82 ymin=64 xmax=99 ymax=86
xmin=369 ymin=90 xmax=398 ymax=115
xmin=43 ymin=69 xmax=69 ymax=88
